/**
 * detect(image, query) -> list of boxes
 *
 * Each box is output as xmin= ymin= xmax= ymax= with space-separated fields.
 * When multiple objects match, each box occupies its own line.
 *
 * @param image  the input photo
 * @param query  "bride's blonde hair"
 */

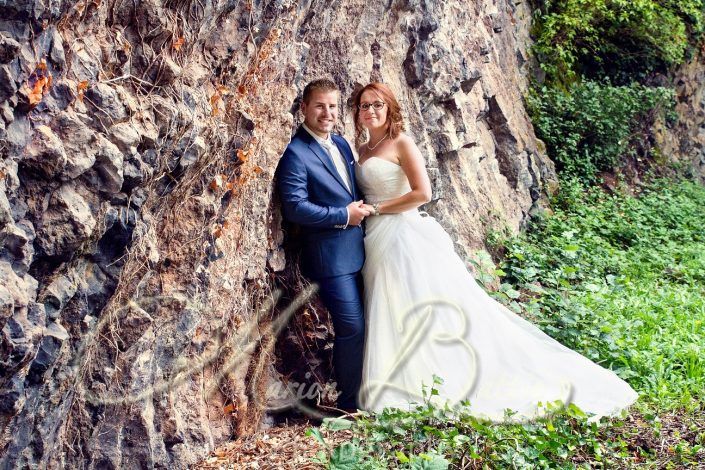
xmin=352 ymin=82 xmax=406 ymax=146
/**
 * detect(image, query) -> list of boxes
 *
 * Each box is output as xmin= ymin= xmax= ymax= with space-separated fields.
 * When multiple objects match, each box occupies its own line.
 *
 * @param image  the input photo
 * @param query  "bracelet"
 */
xmin=372 ymin=203 xmax=380 ymax=216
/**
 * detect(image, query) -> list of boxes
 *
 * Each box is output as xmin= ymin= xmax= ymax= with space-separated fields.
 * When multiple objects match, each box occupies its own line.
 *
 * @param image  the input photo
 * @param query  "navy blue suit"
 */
xmin=275 ymin=126 xmax=365 ymax=409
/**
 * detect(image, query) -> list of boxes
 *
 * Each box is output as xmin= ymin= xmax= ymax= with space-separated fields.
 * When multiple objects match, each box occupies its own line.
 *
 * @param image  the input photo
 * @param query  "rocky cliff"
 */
xmin=654 ymin=46 xmax=705 ymax=183
xmin=2 ymin=0 xmax=686 ymax=467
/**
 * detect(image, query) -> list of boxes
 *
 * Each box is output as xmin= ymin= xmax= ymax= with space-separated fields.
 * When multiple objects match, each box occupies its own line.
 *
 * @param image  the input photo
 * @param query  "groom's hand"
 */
xmin=360 ymin=203 xmax=376 ymax=214
xmin=347 ymin=200 xmax=371 ymax=226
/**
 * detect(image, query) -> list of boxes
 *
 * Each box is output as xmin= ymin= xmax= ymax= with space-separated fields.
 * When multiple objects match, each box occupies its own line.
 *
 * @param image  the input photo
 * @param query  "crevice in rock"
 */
xmin=486 ymin=94 xmax=520 ymax=189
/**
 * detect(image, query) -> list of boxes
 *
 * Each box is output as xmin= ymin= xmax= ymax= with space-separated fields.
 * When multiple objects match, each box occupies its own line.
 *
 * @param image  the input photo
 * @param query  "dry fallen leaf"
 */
xmin=210 ymin=92 xmax=223 ymax=116
xmin=173 ymin=36 xmax=185 ymax=51
xmin=209 ymin=85 xmax=231 ymax=116
xmin=77 ymin=80 xmax=89 ymax=102
xmin=26 ymin=75 xmax=52 ymax=107
xmin=209 ymin=174 xmax=226 ymax=191
xmin=237 ymin=148 xmax=249 ymax=163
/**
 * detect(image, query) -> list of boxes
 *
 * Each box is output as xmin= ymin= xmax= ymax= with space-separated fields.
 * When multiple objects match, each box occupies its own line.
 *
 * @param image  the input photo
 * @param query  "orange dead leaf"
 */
xmin=26 ymin=75 xmax=52 ymax=107
xmin=209 ymin=85 xmax=230 ymax=116
xmin=209 ymin=174 xmax=227 ymax=191
xmin=223 ymin=404 xmax=236 ymax=414
xmin=253 ymin=165 xmax=263 ymax=174
xmin=210 ymin=92 xmax=223 ymax=116
xmin=173 ymin=36 xmax=185 ymax=51
xmin=213 ymin=225 xmax=223 ymax=239
xmin=37 ymin=59 xmax=47 ymax=72
xmin=237 ymin=84 xmax=246 ymax=95
xmin=225 ymin=180 xmax=234 ymax=190
xmin=236 ymin=148 xmax=249 ymax=163
xmin=76 ymin=80 xmax=89 ymax=102
xmin=222 ymin=220 xmax=230 ymax=229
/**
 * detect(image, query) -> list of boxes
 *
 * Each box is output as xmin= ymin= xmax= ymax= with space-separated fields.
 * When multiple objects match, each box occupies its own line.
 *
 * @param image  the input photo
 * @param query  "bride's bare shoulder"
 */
xmin=394 ymin=133 xmax=421 ymax=155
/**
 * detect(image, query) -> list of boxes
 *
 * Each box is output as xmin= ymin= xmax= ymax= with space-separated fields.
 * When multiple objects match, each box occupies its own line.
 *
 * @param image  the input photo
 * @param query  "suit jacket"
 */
xmin=275 ymin=126 xmax=365 ymax=278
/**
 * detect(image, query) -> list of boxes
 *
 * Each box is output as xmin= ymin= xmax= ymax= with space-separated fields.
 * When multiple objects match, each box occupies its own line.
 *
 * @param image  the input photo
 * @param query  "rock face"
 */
xmin=653 ymin=48 xmax=705 ymax=183
xmin=0 ymin=0 xmax=694 ymax=468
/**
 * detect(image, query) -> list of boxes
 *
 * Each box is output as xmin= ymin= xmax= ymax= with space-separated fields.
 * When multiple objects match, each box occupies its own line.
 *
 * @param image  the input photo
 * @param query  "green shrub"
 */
xmin=499 ymin=178 xmax=705 ymax=406
xmin=531 ymin=0 xmax=705 ymax=85
xmin=527 ymin=81 xmax=674 ymax=184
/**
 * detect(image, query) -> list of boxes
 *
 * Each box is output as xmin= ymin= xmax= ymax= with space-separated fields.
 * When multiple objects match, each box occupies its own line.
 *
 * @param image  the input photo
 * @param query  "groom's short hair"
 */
xmin=302 ymin=79 xmax=338 ymax=104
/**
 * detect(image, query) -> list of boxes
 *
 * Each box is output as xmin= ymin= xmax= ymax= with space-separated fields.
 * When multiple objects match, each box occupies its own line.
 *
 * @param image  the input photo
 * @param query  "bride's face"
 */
xmin=358 ymin=90 xmax=388 ymax=132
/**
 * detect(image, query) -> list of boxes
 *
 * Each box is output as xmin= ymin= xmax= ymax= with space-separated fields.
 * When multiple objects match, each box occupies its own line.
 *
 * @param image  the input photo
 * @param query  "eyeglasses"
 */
xmin=358 ymin=101 xmax=386 ymax=111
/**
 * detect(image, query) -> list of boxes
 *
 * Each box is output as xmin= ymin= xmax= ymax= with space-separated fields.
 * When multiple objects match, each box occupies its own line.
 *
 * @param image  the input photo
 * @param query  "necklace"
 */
xmin=366 ymin=132 xmax=389 ymax=151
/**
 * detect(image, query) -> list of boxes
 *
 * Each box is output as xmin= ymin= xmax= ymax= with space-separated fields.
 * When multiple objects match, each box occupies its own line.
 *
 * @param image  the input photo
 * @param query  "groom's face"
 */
xmin=301 ymin=89 xmax=339 ymax=138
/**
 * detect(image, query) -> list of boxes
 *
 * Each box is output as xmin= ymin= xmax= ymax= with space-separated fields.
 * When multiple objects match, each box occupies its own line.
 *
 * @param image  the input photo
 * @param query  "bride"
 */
xmin=352 ymin=82 xmax=638 ymax=421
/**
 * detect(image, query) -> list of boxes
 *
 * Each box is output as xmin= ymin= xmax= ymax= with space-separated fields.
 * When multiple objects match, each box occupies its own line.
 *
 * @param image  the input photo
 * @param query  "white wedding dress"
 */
xmin=355 ymin=157 xmax=638 ymax=421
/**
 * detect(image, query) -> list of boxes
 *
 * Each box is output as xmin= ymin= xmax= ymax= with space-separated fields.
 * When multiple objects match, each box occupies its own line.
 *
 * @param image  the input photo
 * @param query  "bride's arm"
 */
xmin=366 ymin=134 xmax=432 ymax=214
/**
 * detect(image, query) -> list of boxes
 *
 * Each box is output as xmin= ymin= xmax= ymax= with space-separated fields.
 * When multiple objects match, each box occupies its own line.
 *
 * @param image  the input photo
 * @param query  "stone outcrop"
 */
xmin=0 ymin=0 xmax=697 ymax=468
xmin=653 ymin=48 xmax=705 ymax=183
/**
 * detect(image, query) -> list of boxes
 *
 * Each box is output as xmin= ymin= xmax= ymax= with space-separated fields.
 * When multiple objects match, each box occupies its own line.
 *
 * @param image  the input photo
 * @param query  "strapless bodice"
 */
xmin=355 ymin=157 xmax=412 ymax=204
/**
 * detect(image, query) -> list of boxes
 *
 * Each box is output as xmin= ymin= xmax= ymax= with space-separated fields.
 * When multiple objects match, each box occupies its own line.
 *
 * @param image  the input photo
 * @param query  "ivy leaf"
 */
xmin=410 ymin=454 xmax=449 ymax=470
xmin=322 ymin=417 xmax=353 ymax=431
xmin=305 ymin=427 xmax=326 ymax=446
xmin=329 ymin=443 xmax=361 ymax=469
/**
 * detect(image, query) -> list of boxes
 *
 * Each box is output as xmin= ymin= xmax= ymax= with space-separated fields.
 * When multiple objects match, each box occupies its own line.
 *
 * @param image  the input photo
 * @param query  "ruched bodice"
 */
xmin=355 ymin=157 xmax=411 ymax=204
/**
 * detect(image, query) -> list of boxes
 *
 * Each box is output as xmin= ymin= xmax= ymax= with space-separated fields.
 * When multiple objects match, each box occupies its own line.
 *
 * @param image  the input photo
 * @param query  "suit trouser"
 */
xmin=313 ymin=271 xmax=365 ymax=409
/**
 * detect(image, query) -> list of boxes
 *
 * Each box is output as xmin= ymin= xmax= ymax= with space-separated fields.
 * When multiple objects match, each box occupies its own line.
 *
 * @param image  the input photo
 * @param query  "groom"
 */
xmin=275 ymin=79 xmax=369 ymax=412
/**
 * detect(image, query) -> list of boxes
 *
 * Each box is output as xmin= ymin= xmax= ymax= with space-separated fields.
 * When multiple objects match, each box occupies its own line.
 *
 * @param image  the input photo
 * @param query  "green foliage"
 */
xmin=312 ymin=388 xmax=702 ymax=468
xmin=531 ymin=0 xmax=705 ymax=85
xmin=499 ymin=178 xmax=705 ymax=408
xmin=310 ymin=377 xmax=635 ymax=468
xmin=527 ymin=81 xmax=675 ymax=183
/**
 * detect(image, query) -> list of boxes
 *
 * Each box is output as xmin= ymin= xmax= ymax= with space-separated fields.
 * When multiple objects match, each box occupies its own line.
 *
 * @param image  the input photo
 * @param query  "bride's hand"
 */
xmin=360 ymin=203 xmax=376 ymax=214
